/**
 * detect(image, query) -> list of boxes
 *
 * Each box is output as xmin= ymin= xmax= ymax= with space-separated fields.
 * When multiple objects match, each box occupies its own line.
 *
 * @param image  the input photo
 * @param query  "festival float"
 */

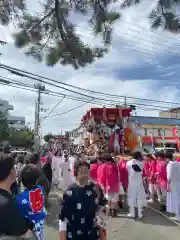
xmin=81 ymin=107 xmax=143 ymax=157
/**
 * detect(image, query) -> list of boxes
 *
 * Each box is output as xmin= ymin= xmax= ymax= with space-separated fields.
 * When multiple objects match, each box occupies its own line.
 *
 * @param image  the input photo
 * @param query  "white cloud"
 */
xmin=0 ymin=0 xmax=180 ymax=135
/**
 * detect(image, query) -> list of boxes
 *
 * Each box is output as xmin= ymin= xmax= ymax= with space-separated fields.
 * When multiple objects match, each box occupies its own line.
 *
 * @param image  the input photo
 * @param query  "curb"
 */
xmin=147 ymin=205 xmax=180 ymax=227
xmin=49 ymin=190 xmax=180 ymax=227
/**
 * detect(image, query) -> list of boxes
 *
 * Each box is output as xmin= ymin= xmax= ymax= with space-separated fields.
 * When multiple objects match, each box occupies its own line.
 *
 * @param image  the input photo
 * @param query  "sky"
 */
xmin=1 ymin=1 xmax=180 ymax=135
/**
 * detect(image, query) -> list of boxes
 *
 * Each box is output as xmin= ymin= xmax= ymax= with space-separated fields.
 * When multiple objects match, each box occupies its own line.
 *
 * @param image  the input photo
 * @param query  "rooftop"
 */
xmin=7 ymin=115 xmax=25 ymax=121
xmin=132 ymin=116 xmax=180 ymax=125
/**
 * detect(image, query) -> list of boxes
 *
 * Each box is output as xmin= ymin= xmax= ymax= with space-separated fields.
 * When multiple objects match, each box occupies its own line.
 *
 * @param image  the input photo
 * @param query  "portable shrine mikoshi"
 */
xmin=81 ymin=107 xmax=143 ymax=156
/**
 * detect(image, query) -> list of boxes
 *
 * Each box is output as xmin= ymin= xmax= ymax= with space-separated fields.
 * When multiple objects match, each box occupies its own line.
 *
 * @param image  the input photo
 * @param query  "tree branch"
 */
xmin=54 ymin=0 xmax=67 ymax=41
xmin=54 ymin=0 xmax=77 ymax=63
xmin=29 ymin=9 xmax=55 ymax=34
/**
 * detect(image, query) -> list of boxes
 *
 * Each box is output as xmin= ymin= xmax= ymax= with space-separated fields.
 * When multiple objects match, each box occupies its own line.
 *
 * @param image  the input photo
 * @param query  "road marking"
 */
xmin=147 ymin=205 xmax=180 ymax=227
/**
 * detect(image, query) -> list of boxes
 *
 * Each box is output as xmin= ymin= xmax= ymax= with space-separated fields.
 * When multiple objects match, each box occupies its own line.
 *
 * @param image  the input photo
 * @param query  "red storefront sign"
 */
xmin=55 ymin=138 xmax=69 ymax=141
xmin=142 ymin=136 xmax=177 ymax=144
xmin=172 ymin=127 xmax=180 ymax=151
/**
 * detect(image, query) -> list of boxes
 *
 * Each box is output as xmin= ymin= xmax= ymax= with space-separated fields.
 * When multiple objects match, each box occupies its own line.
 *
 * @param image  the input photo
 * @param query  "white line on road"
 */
xmin=147 ymin=206 xmax=180 ymax=227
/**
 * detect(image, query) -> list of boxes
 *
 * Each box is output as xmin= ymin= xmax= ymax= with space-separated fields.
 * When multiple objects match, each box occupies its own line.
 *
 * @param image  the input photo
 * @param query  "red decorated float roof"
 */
xmin=81 ymin=108 xmax=132 ymax=122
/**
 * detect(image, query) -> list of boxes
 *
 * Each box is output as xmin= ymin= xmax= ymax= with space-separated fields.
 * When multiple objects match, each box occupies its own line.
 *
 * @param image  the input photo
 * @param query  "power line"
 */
xmin=121 ymin=19 xmax=180 ymax=48
xmin=0 ymin=77 xmax=116 ymax=108
xmin=121 ymin=31 xmax=180 ymax=57
xmin=46 ymin=102 xmax=89 ymax=118
xmin=0 ymin=63 xmax=180 ymax=106
xmin=42 ymin=95 xmax=65 ymax=120
xmin=0 ymin=74 xmax=179 ymax=113
xmin=1 ymin=77 xmax=179 ymax=121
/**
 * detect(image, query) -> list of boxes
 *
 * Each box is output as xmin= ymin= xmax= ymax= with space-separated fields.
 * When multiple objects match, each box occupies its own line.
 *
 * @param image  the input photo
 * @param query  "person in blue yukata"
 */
xmin=16 ymin=164 xmax=46 ymax=240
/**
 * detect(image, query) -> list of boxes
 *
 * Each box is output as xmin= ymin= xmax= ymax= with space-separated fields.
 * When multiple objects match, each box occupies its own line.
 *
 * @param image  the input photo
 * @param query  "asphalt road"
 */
xmin=45 ymin=190 xmax=180 ymax=240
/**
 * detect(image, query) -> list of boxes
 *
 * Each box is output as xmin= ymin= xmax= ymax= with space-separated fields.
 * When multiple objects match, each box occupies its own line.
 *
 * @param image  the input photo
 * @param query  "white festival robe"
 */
xmin=166 ymin=161 xmax=180 ymax=217
xmin=127 ymin=159 xmax=147 ymax=208
xmin=58 ymin=160 xmax=73 ymax=190
xmin=52 ymin=156 xmax=62 ymax=185
xmin=113 ymin=133 xmax=120 ymax=153
xmin=69 ymin=156 xmax=76 ymax=182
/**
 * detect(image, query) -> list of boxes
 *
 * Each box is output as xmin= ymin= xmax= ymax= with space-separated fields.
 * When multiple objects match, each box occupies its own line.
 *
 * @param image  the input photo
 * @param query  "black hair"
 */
xmin=55 ymin=149 xmax=62 ymax=156
xmin=20 ymin=164 xmax=41 ymax=190
xmin=104 ymin=155 xmax=114 ymax=163
xmin=146 ymin=154 xmax=154 ymax=159
xmin=64 ymin=154 xmax=68 ymax=162
xmin=17 ymin=156 xmax=24 ymax=164
xmin=0 ymin=156 xmax=15 ymax=181
xmin=74 ymin=161 xmax=90 ymax=178
xmin=156 ymin=151 xmax=165 ymax=159
xmin=28 ymin=153 xmax=40 ymax=165
xmin=11 ymin=153 xmax=17 ymax=160
xmin=165 ymin=151 xmax=174 ymax=160
xmin=132 ymin=151 xmax=142 ymax=160
xmin=25 ymin=159 xmax=29 ymax=165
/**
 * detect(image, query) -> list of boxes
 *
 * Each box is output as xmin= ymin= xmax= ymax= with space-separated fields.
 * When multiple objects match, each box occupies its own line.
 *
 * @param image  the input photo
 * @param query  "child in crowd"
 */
xmin=16 ymin=164 xmax=46 ymax=240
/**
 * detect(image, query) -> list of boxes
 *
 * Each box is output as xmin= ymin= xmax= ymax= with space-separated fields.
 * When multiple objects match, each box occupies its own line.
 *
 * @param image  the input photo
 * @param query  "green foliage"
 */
xmin=0 ymin=112 xmax=10 ymax=141
xmin=43 ymin=133 xmax=53 ymax=142
xmin=7 ymin=0 xmax=119 ymax=68
xmin=121 ymin=0 xmax=180 ymax=32
xmin=1 ymin=0 xmax=180 ymax=68
xmin=9 ymin=128 xmax=34 ymax=148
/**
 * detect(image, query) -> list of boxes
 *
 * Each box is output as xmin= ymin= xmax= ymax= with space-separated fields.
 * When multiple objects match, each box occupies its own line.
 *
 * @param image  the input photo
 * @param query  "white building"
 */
xmin=67 ymin=125 xmax=85 ymax=145
xmin=0 ymin=99 xmax=26 ymax=130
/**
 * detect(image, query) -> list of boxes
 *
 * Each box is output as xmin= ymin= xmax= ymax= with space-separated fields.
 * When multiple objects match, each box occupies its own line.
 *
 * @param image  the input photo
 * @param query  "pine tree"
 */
xmin=121 ymin=0 xmax=180 ymax=32
xmin=0 ymin=0 xmax=180 ymax=68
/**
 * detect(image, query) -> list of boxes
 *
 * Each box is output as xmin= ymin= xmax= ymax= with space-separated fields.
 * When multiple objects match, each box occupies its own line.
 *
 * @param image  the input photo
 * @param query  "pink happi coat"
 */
xmin=97 ymin=162 xmax=107 ymax=190
xmin=176 ymin=157 xmax=180 ymax=162
xmin=142 ymin=159 xmax=150 ymax=192
xmin=104 ymin=162 xmax=120 ymax=195
xmin=142 ymin=160 xmax=150 ymax=179
xmin=156 ymin=159 xmax=167 ymax=190
xmin=118 ymin=159 xmax=128 ymax=191
xmin=149 ymin=160 xmax=157 ymax=184
xmin=41 ymin=156 xmax=47 ymax=165
xmin=90 ymin=163 xmax=99 ymax=182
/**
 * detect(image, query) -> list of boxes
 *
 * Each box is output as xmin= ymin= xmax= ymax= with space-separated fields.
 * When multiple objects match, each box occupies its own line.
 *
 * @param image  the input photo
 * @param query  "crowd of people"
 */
xmin=0 ymin=148 xmax=180 ymax=240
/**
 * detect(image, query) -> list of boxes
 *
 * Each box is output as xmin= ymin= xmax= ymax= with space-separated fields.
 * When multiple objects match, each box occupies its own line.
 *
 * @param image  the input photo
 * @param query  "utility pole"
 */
xmin=34 ymin=83 xmax=45 ymax=151
xmin=124 ymin=96 xmax=127 ymax=107
xmin=36 ymin=85 xmax=41 ymax=135
xmin=34 ymin=100 xmax=37 ymax=133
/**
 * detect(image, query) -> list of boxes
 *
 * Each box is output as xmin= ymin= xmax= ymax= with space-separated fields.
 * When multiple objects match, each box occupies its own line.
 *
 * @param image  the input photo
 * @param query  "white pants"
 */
xmin=149 ymin=184 xmax=162 ymax=200
xmin=129 ymin=205 xmax=143 ymax=218
xmin=114 ymin=143 xmax=120 ymax=153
